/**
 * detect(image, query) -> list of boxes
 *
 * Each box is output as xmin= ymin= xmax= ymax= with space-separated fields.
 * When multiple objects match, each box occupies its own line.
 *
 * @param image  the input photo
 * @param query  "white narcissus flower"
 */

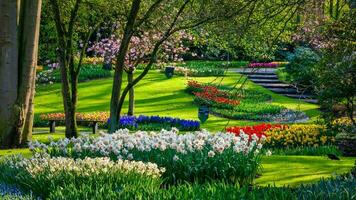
xmin=208 ymin=151 xmax=215 ymax=158
xmin=173 ymin=155 xmax=180 ymax=162
xmin=32 ymin=129 xmax=263 ymax=161
xmin=8 ymin=156 xmax=164 ymax=178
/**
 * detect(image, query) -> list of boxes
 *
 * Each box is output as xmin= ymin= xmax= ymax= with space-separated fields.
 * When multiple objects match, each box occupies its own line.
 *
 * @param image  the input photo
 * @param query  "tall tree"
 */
xmin=48 ymin=0 xmax=118 ymax=138
xmin=0 ymin=0 xmax=42 ymax=148
xmin=107 ymin=0 xmax=257 ymax=132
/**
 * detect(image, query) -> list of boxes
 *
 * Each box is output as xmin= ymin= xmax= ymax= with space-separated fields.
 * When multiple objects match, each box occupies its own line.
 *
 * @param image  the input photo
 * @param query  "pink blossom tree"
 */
xmin=88 ymin=30 xmax=191 ymax=116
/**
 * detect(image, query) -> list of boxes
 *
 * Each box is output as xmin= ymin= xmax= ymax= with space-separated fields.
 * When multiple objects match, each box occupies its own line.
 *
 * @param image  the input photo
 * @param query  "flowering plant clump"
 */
xmin=226 ymin=124 xmax=285 ymax=139
xmin=264 ymin=124 xmax=335 ymax=148
xmin=248 ymin=62 xmax=279 ymax=68
xmin=0 ymin=155 xmax=163 ymax=198
xmin=170 ymin=66 xmax=225 ymax=77
xmin=186 ymin=81 xmax=239 ymax=109
xmin=30 ymin=129 xmax=264 ymax=185
xmin=36 ymin=69 xmax=57 ymax=84
xmin=40 ymin=113 xmax=200 ymax=131
xmin=119 ymin=115 xmax=200 ymax=131
xmin=7 ymin=155 xmax=164 ymax=178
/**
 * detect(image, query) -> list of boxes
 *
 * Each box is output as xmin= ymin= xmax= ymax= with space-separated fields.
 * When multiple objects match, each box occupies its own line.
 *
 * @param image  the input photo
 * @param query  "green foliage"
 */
xmin=36 ymin=64 xmax=112 ymax=84
xmin=42 ymin=175 xmax=356 ymax=199
xmin=314 ymin=11 xmax=356 ymax=126
xmin=0 ymin=156 xmax=162 ymax=199
xmin=285 ymin=47 xmax=320 ymax=87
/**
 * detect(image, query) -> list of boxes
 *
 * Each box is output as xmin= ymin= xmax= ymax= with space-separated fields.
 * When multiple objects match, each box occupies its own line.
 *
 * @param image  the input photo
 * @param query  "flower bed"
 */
xmin=171 ymin=66 xmax=226 ymax=77
xmin=186 ymin=81 xmax=307 ymax=122
xmin=227 ymin=124 xmax=336 ymax=149
xmin=30 ymin=129 xmax=263 ymax=185
xmin=248 ymin=62 xmax=279 ymax=68
xmin=0 ymin=155 xmax=163 ymax=198
xmin=247 ymin=62 xmax=289 ymax=68
xmin=264 ymin=124 xmax=335 ymax=148
xmin=226 ymin=124 xmax=285 ymax=139
xmin=40 ymin=113 xmax=200 ymax=131
xmin=187 ymin=81 xmax=239 ymax=109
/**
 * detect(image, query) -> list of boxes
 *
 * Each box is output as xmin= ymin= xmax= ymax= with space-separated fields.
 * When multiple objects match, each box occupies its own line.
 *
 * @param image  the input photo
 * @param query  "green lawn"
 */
xmin=256 ymin=156 xmax=355 ymax=186
xmin=35 ymin=70 xmax=320 ymax=132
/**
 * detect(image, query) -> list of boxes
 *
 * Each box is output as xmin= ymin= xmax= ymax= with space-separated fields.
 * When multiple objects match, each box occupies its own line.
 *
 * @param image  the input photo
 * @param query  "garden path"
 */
xmin=230 ymin=68 xmax=318 ymax=104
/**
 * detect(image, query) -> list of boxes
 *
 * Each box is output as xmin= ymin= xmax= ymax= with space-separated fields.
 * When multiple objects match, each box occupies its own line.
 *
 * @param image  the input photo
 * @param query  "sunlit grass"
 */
xmin=35 ymin=70 xmax=320 ymax=132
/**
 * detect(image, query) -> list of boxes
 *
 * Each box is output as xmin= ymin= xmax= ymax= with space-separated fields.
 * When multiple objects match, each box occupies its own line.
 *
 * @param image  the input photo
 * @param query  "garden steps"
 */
xmin=285 ymin=94 xmax=318 ymax=104
xmin=249 ymin=79 xmax=281 ymax=84
xmin=235 ymin=68 xmax=318 ymax=104
xmin=247 ymin=74 xmax=278 ymax=79
xmin=258 ymin=83 xmax=291 ymax=88
xmin=239 ymin=71 xmax=276 ymax=76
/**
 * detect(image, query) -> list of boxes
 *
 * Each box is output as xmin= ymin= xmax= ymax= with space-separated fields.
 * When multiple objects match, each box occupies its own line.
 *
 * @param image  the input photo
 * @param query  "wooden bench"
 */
xmin=48 ymin=120 xmax=103 ymax=134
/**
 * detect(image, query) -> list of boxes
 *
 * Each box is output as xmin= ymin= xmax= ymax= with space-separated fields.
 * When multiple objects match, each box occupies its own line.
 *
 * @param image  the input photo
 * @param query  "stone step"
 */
xmin=285 ymin=93 xmax=315 ymax=99
xmin=285 ymin=94 xmax=318 ymax=104
xmin=269 ymin=88 xmax=300 ymax=94
xmin=259 ymin=83 xmax=292 ymax=89
xmin=250 ymin=79 xmax=282 ymax=84
xmin=302 ymin=99 xmax=319 ymax=104
xmin=239 ymin=71 xmax=276 ymax=76
xmin=248 ymin=74 xmax=278 ymax=79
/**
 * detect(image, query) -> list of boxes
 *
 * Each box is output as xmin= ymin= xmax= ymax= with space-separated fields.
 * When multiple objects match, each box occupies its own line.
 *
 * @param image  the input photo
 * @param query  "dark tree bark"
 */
xmin=109 ymin=0 xmax=141 ymax=132
xmin=127 ymin=70 xmax=135 ymax=116
xmin=0 ymin=0 xmax=41 ymax=148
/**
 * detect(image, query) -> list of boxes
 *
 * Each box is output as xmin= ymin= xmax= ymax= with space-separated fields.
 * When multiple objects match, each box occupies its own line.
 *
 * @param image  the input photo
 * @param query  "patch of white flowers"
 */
xmin=30 ymin=129 xmax=265 ymax=159
xmin=7 ymin=154 xmax=164 ymax=178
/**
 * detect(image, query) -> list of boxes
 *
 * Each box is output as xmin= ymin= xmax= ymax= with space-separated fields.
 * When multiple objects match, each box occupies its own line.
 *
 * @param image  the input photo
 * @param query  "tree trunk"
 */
xmin=0 ymin=0 xmax=19 ymax=147
xmin=0 ymin=0 xmax=41 ymax=148
xmin=14 ymin=0 xmax=42 ymax=145
xmin=127 ymin=70 xmax=134 ymax=116
xmin=109 ymin=0 xmax=141 ymax=133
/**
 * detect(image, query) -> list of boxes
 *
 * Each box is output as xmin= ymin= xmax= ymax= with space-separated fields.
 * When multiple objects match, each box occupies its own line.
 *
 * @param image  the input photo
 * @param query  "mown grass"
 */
xmin=34 ymin=69 xmax=320 ymax=132
xmin=256 ymin=155 xmax=355 ymax=187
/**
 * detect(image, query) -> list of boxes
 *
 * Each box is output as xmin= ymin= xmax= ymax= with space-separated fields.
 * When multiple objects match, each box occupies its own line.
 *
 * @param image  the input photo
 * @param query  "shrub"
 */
xmin=335 ymin=128 xmax=356 ymax=156
xmin=285 ymin=47 xmax=320 ymax=88
xmin=30 ymin=129 xmax=263 ymax=185
xmin=0 ymin=155 xmax=163 ymax=199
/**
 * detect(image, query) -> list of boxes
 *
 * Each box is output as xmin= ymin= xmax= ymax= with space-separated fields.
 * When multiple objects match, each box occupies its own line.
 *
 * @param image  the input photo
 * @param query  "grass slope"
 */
xmin=256 ymin=155 xmax=355 ymax=186
xmin=35 ymin=70 xmax=320 ymax=132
